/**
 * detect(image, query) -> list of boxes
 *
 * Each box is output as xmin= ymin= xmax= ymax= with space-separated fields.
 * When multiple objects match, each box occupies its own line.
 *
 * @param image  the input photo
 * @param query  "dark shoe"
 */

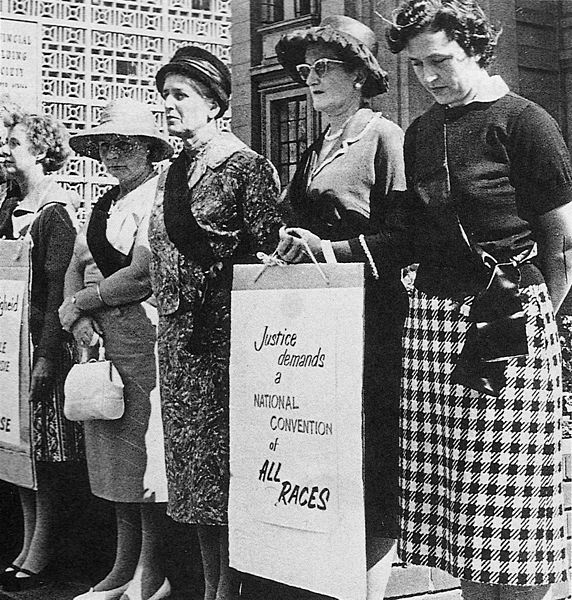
xmin=2 ymin=566 xmax=50 ymax=591
xmin=0 ymin=564 xmax=21 ymax=586
xmin=0 ymin=564 xmax=20 ymax=587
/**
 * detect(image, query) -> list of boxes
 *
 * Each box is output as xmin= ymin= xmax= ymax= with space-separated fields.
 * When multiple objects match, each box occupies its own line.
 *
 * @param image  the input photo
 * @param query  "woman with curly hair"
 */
xmin=279 ymin=1 xmax=572 ymax=598
xmin=0 ymin=105 xmax=82 ymax=591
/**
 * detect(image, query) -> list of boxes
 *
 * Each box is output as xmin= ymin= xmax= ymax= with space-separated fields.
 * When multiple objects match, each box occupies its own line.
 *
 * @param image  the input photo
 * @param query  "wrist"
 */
xmin=75 ymin=283 xmax=107 ymax=310
xmin=358 ymin=235 xmax=380 ymax=280
xmin=95 ymin=282 xmax=107 ymax=306
xmin=321 ymin=240 xmax=337 ymax=264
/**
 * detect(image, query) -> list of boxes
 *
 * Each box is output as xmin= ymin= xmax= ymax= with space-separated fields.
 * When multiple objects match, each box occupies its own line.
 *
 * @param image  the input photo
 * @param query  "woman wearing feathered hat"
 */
xmin=276 ymin=14 xmax=407 ymax=599
xmin=59 ymin=98 xmax=173 ymax=600
xmin=150 ymin=46 xmax=283 ymax=600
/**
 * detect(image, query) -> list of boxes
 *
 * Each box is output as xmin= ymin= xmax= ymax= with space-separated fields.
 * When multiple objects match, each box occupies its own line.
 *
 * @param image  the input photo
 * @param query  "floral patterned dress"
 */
xmin=148 ymin=132 xmax=282 ymax=525
xmin=25 ymin=180 xmax=83 ymax=463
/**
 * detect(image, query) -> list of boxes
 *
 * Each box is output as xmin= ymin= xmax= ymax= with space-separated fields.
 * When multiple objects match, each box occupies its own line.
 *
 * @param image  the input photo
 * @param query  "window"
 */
xmin=116 ymin=60 xmax=137 ymax=76
xmin=260 ymin=0 xmax=284 ymax=24
xmin=271 ymin=95 xmax=308 ymax=186
xmin=294 ymin=0 xmax=320 ymax=19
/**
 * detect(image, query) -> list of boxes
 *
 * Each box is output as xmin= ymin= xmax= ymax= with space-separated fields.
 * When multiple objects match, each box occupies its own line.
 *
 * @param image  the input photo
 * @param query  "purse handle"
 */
xmin=79 ymin=333 xmax=106 ymax=364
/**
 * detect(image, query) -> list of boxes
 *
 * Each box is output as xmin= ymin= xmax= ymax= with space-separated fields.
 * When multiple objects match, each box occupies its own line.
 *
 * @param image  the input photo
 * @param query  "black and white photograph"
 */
xmin=0 ymin=1 xmax=571 ymax=599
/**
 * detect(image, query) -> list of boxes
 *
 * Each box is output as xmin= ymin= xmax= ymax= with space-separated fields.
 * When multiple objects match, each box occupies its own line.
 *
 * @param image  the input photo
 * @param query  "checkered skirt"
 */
xmin=399 ymin=284 xmax=568 ymax=586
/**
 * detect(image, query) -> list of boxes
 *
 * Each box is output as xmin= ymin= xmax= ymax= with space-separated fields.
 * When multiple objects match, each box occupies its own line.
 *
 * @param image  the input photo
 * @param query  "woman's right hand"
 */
xmin=59 ymin=295 xmax=83 ymax=332
xmin=71 ymin=316 xmax=102 ymax=347
xmin=276 ymin=226 xmax=322 ymax=263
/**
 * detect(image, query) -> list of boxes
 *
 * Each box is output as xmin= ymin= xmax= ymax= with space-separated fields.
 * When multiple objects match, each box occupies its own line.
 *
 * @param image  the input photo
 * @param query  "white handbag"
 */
xmin=64 ymin=338 xmax=125 ymax=421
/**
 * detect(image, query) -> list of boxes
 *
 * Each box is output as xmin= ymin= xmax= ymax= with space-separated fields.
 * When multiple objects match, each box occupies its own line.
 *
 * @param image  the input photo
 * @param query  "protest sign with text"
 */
xmin=0 ymin=240 xmax=33 ymax=489
xmin=0 ymin=17 xmax=41 ymax=113
xmin=229 ymin=263 xmax=366 ymax=600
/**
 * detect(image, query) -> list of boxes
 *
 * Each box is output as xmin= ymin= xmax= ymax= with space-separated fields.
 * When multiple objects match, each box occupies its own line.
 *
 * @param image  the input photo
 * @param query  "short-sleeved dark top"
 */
xmin=359 ymin=92 xmax=572 ymax=298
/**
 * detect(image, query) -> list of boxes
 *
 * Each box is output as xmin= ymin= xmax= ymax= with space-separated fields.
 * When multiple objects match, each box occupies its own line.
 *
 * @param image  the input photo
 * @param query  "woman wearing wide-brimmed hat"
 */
xmin=151 ymin=46 xmax=282 ymax=600
xmin=275 ymin=14 xmax=407 ymax=599
xmin=59 ymin=98 xmax=173 ymax=600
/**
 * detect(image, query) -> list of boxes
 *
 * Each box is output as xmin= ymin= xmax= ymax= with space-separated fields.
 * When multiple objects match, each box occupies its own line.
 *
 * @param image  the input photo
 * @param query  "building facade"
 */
xmin=0 ymin=0 xmax=231 ymax=215
xmin=232 ymin=0 xmax=571 ymax=187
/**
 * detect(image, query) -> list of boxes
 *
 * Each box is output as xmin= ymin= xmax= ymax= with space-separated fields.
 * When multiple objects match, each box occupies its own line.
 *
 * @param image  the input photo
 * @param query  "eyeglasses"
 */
xmin=295 ymin=58 xmax=345 ymax=82
xmin=98 ymin=137 xmax=142 ymax=155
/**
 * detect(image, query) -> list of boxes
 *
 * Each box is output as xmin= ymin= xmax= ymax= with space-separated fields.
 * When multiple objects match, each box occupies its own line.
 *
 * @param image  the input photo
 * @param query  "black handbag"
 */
xmin=450 ymin=256 xmax=529 ymax=396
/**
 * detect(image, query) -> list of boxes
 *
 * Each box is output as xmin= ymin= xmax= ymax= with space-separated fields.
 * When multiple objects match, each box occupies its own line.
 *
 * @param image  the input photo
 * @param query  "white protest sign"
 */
xmin=0 ymin=18 xmax=41 ymax=113
xmin=0 ymin=280 xmax=26 ymax=446
xmin=0 ymin=240 xmax=34 ymax=489
xmin=229 ymin=263 xmax=366 ymax=600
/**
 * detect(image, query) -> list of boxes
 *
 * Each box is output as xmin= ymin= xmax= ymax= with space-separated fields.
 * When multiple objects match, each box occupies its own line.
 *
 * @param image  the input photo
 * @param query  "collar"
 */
xmin=309 ymin=108 xmax=380 ymax=181
xmin=15 ymin=177 xmax=63 ymax=214
xmin=187 ymin=131 xmax=249 ymax=189
xmin=341 ymin=108 xmax=378 ymax=140
xmin=463 ymin=74 xmax=509 ymax=105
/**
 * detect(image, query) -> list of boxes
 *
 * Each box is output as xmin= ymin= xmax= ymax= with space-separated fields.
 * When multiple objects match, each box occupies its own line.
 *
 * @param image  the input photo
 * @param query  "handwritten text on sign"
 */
xmin=229 ymin=265 xmax=366 ymax=600
xmin=250 ymin=317 xmax=338 ymax=532
xmin=0 ymin=280 xmax=25 ymax=446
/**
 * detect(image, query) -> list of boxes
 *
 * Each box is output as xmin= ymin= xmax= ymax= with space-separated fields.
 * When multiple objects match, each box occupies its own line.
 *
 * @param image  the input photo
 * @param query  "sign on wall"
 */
xmin=0 ymin=18 xmax=41 ymax=113
xmin=0 ymin=241 xmax=34 ymax=489
xmin=229 ymin=263 xmax=366 ymax=600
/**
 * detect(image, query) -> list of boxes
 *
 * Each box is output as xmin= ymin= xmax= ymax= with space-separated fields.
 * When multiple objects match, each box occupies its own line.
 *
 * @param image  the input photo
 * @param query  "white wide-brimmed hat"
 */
xmin=69 ymin=98 xmax=173 ymax=162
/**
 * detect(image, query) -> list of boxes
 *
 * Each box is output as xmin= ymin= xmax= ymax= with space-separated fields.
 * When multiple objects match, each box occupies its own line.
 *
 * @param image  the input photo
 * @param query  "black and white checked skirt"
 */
xmin=399 ymin=284 xmax=568 ymax=586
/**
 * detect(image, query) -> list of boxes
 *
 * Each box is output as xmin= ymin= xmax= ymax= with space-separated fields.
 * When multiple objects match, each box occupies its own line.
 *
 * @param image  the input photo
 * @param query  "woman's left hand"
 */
xmin=29 ymin=357 xmax=55 ymax=403
xmin=276 ymin=226 xmax=322 ymax=263
xmin=59 ymin=295 xmax=82 ymax=331
xmin=71 ymin=316 xmax=102 ymax=348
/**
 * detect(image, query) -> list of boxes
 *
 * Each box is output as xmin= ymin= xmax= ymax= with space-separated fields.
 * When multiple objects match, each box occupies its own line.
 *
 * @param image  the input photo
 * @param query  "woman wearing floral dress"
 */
xmin=0 ymin=105 xmax=82 ymax=591
xmin=150 ymin=46 xmax=283 ymax=600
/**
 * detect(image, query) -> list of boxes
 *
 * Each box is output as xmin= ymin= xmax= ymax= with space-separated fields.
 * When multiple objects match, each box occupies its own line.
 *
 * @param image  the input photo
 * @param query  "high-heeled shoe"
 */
xmin=73 ymin=580 xmax=131 ymax=600
xmin=120 ymin=578 xmax=172 ymax=600
xmin=1 ymin=566 xmax=50 ymax=591
xmin=147 ymin=578 xmax=171 ymax=600
xmin=0 ymin=564 xmax=20 ymax=587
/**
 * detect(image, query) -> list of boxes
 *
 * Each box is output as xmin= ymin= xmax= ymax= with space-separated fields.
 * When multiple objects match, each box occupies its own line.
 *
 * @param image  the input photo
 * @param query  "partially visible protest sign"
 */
xmin=0 ymin=241 xmax=34 ymax=489
xmin=0 ymin=18 xmax=42 ymax=113
xmin=229 ymin=263 xmax=366 ymax=600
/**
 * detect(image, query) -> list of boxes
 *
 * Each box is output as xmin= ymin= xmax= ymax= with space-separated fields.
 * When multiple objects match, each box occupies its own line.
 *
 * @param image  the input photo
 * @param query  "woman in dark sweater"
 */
xmin=278 ymin=1 xmax=572 ymax=598
xmin=0 ymin=106 xmax=81 ymax=591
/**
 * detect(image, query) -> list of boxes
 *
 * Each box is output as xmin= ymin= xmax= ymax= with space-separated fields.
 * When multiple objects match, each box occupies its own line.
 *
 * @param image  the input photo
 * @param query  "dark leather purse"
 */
xmin=450 ymin=247 xmax=531 ymax=397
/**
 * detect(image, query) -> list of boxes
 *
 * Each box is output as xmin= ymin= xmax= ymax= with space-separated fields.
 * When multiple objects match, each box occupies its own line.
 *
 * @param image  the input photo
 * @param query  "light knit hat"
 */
xmin=69 ymin=98 xmax=173 ymax=162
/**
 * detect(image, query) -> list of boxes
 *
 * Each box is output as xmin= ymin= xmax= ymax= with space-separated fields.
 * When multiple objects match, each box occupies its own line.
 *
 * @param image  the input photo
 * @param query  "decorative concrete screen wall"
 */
xmin=0 ymin=0 xmax=231 ymax=218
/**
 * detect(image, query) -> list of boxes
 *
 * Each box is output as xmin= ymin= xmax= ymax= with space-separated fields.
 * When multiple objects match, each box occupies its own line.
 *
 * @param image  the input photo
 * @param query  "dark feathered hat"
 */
xmin=276 ymin=15 xmax=388 ymax=97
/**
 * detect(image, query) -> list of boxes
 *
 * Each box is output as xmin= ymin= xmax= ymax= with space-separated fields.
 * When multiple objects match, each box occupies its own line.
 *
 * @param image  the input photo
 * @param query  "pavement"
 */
xmin=0 ymin=582 xmax=462 ymax=600
xmin=0 ymin=581 xmax=87 ymax=600
xmin=0 ymin=569 xmax=464 ymax=600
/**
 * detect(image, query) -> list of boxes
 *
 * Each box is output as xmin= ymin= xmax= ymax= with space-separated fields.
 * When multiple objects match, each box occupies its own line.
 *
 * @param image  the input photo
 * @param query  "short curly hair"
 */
xmin=2 ymin=106 xmax=71 ymax=173
xmin=385 ymin=0 xmax=500 ymax=68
